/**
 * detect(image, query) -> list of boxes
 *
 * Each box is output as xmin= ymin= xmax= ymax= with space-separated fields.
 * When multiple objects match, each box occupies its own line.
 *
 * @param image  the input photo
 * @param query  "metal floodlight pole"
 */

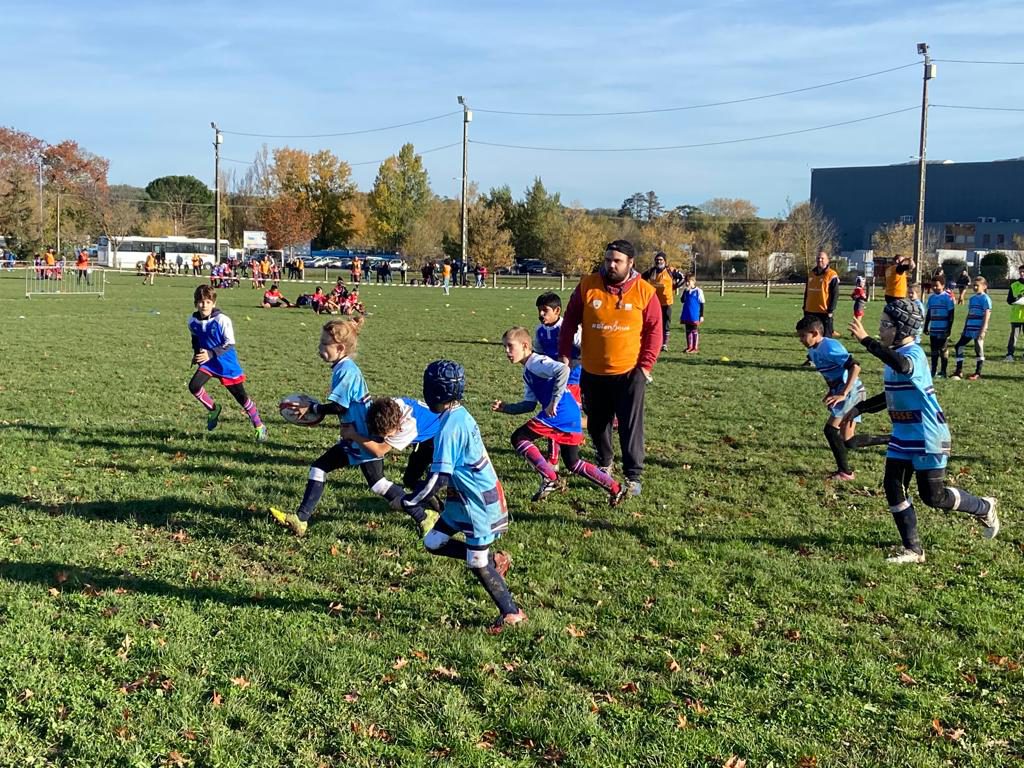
xmin=212 ymin=122 xmax=223 ymax=262
xmin=913 ymin=43 xmax=935 ymax=286
xmin=458 ymin=97 xmax=471 ymax=273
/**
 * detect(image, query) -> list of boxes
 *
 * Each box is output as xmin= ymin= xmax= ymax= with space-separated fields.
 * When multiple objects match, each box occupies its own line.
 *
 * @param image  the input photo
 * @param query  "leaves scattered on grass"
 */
xmin=230 ymin=676 xmax=251 ymax=689
xmin=565 ymin=624 xmax=586 ymax=638
xmin=899 ymin=672 xmax=917 ymax=686
xmin=431 ymin=665 xmax=458 ymax=680
xmin=931 ymin=719 xmax=965 ymax=742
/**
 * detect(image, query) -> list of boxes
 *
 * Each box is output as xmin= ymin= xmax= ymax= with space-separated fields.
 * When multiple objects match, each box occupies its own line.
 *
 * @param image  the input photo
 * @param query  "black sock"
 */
xmin=941 ymin=356 xmax=948 ymax=375
xmin=891 ymin=504 xmax=923 ymax=553
xmin=930 ymin=354 xmax=938 ymax=376
xmin=297 ymin=479 xmax=325 ymax=521
xmin=471 ymin=561 xmax=519 ymax=615
xmin=975 ymin=360 xmax=984 ymax=375
xmin=427 ymin=539 xmax=468 ymax=560
xmin=384 ymin=485 xmax=425 ymax=523
xmin=824 ymin=424 xmax=851 ymax=473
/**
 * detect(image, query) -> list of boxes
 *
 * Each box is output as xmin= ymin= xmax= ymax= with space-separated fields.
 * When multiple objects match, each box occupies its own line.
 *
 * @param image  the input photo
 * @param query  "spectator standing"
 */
xmin=1004 ymin=264 xmax=1024 ymax=361
xmin=955 ymin=269 xmax=970 ymax=305
xmin=802 ymin=250 xmax=839 ymax=365
xmin=559 ymin=240 xmax=662 ymax=499
xmin=76 ymin=248 xmax=91 ymax=286
xmin=883 ymin=254 xmax=914 ymax=303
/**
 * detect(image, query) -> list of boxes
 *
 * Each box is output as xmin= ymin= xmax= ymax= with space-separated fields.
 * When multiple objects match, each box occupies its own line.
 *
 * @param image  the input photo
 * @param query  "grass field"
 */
xmin=0 ymin=270 xmax=1021 ymax=768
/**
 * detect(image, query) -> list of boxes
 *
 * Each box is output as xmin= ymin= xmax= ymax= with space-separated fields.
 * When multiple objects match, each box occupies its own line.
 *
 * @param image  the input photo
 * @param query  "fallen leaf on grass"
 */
xmin=209 ymin=690 xmax=223 ymax=707
xmin=476 ymin=730 xmax=498 ymax=750
xmin=172 ymin=451 xmax=187 ymax=463
xmin=565 ymin=624 xmax=586 ymax=638
xmin=82 ymin=584 xmax=103 ymax=598
xmin=899 ymin=672 xmax=917 ymax=686
xmin=961 ymin=672 xmax=977 ymax=685
xmin=642 ymin=596 xmax=656 ymax=610
xmin=170 ymin=530 xmax=190 ymax=543
xmin=685 ymin=697 xmax=708 ymax=714
xmin=411 ymin=649 xmax=429 ymax=661
xmin=329 ymin=544 xmax=339 ymax=557
xmin=723 ymin=756 xmax=746 ymax=768
xmin=161 ymin=750 xmax=189 ymax=767
xmin=47 ymin=587 xmax=60 ymax=597
xmin=784 ymin=629 xmax=802 ymax=641
xmin=582 ymin=528 xmax=593 ymax=539
xmin=798 ymin=757 xmax=818 ymax=768
xmin=326 ymin=602 xmax=343 ymax=616
xmin=431 ymin=665 xmax=459 ymax=680
xmin=116 ymin=635 xmax=133 ymax=661
xmin=619 ymin=681 xmax=640 ymax=693
xmin=343 ymin=692 xmax=359 ymax=702
xmin=987 ymin=654 xmax=1022 ymax=671
xmin=392 ymin=658 xmax=408 ymax=670
xmin=676 ymin=714 xmax=688 ymax=729
xmin=102 ymin=605 xmax=120 ymax=618
xmin=17 ymin=689 xmax=33 ymax=703
xmin=667 ymin=656 xmax=681 ymax=673
xmin=181 ymin=729 xmax=196 ymax=741
xmin=230 ymin=676 xmax=251 ymax=689
xmin=429 ymin=747 xmax=452 ymax=758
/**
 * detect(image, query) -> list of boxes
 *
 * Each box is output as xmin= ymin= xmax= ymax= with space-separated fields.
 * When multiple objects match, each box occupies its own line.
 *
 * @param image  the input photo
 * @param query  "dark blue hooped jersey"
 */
xmin=535 ymin=319 xmax=581 ymax=386
xmin=926 ymin=292 xmax=955 ymax=336
xmin=963 ymin=292 xmax=992 ymax=338
xmin=884 ymin=343 xmax=950 ymax=458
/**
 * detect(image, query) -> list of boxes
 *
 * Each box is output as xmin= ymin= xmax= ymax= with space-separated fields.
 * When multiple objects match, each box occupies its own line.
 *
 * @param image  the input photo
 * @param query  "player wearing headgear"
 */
xmin=844 ymin=299 xmax=999 ymax=564
xmin=642 ymin=252 xmax=685 ymax=351
xmin=270 ymin=319 xmax=417 ymax=536
xmin=187 ymin=285 xmax=267 ymax=441
xmin=924 ymin=275 xmax=955 ymax=377
xmin=796 ymin=314 xmax=869 ymax=481
xmin=401 ymin=360 xmax=526 ymax=634
xmin=493 ymin=327 xmax=627 ymax=506
xmin=951 ymin=276 xmax=992 ymax=380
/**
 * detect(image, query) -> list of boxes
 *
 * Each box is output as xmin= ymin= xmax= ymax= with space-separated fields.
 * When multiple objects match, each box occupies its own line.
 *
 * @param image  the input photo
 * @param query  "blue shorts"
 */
xmin=885 ymin=448 xmax=947 ymax=471
xmin=828 ymin=386 xmax=865 ymax=422
xmin=440 ymin=484 xmax=509 ymax=547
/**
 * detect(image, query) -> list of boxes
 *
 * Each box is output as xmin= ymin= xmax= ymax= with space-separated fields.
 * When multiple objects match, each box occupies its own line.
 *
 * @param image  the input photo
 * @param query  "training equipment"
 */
xmin=883 ymin=298 xmax=924 ymax=341
xmin=279 ymin=394 xmax=324 ymax=426
xmin=423 ymin=360 xmax=465 ymax=408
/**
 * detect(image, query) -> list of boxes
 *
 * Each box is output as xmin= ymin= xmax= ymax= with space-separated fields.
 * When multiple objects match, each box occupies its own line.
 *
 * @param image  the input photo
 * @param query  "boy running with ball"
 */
xmin=187 ymin=285 xmax=267 ymax=441
xmin=493 ymin=327 xmax=626 ymax=505
xmin=844 ymin=300 xmax=999 ymax=563
xmin=401 ymin=360 xmax=526 ymax=634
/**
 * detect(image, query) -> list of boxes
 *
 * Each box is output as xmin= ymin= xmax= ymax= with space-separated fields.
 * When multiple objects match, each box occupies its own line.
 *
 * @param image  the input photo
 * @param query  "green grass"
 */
xmin=0 ymin=271 xmax=1021 ymax=767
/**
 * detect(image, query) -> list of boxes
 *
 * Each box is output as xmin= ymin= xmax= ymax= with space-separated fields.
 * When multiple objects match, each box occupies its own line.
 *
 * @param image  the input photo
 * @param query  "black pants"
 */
xmin=313 ymin=441 xmax=385 ymax=486
xmin=403 ymin=440 xmax=434 ymax=489
xmin=928 ymin=334 xmax=949 ymax=373
xmin=581 ymin=369 xmax=646 ymax=480
xmin=1007 ymin=323 xmax=1024 ymax=356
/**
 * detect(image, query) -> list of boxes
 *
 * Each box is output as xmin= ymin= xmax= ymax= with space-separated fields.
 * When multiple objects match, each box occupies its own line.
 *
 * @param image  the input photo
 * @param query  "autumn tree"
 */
xmin=405 ymin=196 xmax=460 ymax=263
xmin=94 ymin=186 xmax=141 ymax=262
xmin=368 ymin=143 xmax=431 ymax=250
xmin=264 ymin=147 xmax=357 ymax=249
xmin=145 ymin=175 xmax=213 ymax=237
xmin=545 ymin=206 xmax=607 ymax=275
xmin=747 ymin=221 xmax=790 ymax=280
xmin=0 ymin=127 xmax=44 ymax=255
xmin=511 ymin=178 xmax=561 ymax=264
xmin=636 ymin=211 xmax=693 ymax=270
xmin=468 ymin=199 xmax=515 ymax=272
xmin=871 ymin=222 xmax=915 ymax=263
xmin=783 ymin=199 xmax=838 ymax=274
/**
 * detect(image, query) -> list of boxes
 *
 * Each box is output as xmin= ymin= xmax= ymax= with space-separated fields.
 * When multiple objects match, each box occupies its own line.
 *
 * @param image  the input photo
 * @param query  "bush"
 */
xmin=941 ymin=257 xmax=968 ymax=285
xmin=981 ymin=251 xmax=1009 ymax=286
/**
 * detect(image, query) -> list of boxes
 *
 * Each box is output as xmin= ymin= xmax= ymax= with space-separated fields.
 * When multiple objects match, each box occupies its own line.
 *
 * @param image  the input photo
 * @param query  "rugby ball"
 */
xmin=279 ymin=393 xmax=324 ymax=426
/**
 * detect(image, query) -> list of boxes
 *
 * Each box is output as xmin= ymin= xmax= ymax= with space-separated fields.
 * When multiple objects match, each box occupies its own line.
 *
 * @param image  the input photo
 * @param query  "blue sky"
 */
xmin=4 ymin=0 xmax=1022 ymax=215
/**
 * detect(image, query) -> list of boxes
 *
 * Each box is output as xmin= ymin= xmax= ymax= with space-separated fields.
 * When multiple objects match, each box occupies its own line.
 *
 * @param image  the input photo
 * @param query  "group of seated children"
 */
xmin=307 ymin=279 xmax=364 ymax=315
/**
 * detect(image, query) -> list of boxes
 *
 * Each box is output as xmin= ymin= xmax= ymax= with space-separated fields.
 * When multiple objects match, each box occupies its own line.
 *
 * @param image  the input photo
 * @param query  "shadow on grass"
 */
xmin=0 ymin=558 xmax=329 ymax=613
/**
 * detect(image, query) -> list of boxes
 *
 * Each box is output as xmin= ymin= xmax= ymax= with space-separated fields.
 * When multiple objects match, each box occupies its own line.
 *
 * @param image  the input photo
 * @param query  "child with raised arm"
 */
xmin=844 ymin=300 xmax=999 ymax=564
xmin=187 ymin=285 xmax=267 ymax=441
xmin=400 ymin=360 xmax=526 ymax=634
xmin=493 ymin=327 xmax=626 ymax=505
xmin=924 ymin=275 xmax=955 ymax=377
xmin=951 ymin=276 xmax=992 ymax=380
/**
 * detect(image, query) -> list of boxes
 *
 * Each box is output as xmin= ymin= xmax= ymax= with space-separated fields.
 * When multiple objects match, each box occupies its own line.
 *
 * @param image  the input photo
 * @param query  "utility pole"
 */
xmin=37 ymin=156 xmax=44 ymax=246
xmin=56 ymin=192 xmax=61 ymax=256
xmin=458 ymin=97 xmax=471 ymax=276
xmin=211 ymin=122 xmax=223 ymax=262
xmin=913 ymin=43 xmax=936 ymax=286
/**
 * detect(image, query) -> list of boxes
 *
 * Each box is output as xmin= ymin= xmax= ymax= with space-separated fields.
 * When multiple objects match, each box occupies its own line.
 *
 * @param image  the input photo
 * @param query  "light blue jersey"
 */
xmin=382 ymin=397 xmax=444 ymax=451
xmin=926 ymin=292 xmax=955 ymax=336
xmin=327 ymin=357 xmax=374 ymax=465
xmin=884 ymin=343 xmax=950 ymax=469
xmin=431 ymin=405 xmax=508 ymax=547
xmin=535 ymin=319 xmax=581 ymax=386
xmin=809 ymin=337 xmax=865 ymax=418
xmin=963 ymin=293 xmax=992 ymax=338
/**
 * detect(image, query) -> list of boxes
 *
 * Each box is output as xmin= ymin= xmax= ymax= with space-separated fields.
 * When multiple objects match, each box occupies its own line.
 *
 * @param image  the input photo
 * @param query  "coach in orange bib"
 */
xmin=559 ymin=240 xmax=662 ymax=499
xmin=802 ymin=249 xmax=839 ymax=364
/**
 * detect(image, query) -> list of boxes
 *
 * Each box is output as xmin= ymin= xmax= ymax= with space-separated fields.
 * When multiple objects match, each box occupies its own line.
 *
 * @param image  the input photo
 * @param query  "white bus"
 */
xmin=96 ymin=236 xmax=229 ymax=269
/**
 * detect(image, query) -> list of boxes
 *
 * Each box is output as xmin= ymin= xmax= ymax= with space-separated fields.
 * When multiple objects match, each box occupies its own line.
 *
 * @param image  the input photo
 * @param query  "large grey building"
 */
xmin=810 ymin=158 xmax=1024 ymax=254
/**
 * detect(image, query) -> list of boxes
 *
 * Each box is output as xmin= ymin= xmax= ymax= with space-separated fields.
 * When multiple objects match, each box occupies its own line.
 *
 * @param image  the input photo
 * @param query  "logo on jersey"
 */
xmin=591 ymin=299 xmax=603 ymax=309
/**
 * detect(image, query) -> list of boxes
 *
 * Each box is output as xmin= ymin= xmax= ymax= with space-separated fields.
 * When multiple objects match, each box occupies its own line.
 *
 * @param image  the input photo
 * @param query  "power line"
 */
xmin=218 ymin=142 xmax=461 ymax=168
xmin=220 ymin=111 xmax=461 ymax=139
xmin=470 ymin=106 xmax=918 ymax=153
xmin=934 ymin=58 xmax=1024 ymax=65
xmin=932 ymin=103 xmax=1024 ymax=113
xmin=473 ymin=63 xmax=919 ymax=117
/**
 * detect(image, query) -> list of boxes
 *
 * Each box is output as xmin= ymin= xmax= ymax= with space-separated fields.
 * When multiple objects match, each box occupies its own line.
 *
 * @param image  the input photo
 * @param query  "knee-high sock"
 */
xmin=192 ymin=387 xmax=216 ymax=411
xmin=372 ymin=478 xmax=424 ymax=523
xmin=241 ymin=398 xmax=263 ymax=427
xmin=824 ymin=424 xmax=851 ymax=473
xmin=890 ymin=500 xmax=923 ymax=553
xmin=297 ymin=467 xmax=327 ymax=521
xmin=546 ymin=439 xmax=560 ymax=465
xmin=471 ymin=560 xmax=519 ymax=616
xmin=571 ymin=459 xmax=620 ymax=493
xmin=515 ymin=440 xmax=558 ymax=481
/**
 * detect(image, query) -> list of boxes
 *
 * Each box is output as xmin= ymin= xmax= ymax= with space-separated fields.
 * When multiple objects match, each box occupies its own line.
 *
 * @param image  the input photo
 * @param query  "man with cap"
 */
xmin=1004 ymin=264 xmax=1024 ymax=362
xmin=559 ymin=240 xmax=662 ymax=499
xmin=642 ymin=251 xmax=685 ymax=351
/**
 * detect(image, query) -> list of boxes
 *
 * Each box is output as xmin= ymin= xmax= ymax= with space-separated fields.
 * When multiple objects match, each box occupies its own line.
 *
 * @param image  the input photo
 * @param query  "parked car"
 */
xmin=516 ymin=259 xmax=548 ymax=275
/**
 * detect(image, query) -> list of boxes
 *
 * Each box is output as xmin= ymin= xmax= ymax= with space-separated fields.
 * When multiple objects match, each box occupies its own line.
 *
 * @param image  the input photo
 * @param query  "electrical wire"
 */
xmin=932 ymin=103 xmax=1024 ymax=113
xmin=220 ymin=111 xmax=461 ymax=139
xmin=472 ymin=63 xmax=919 ymax=117
xmin=470 ymin=106 xmax=918 ymax=153
xmin=219 ymin=142 xmax=461 ymax=168
xmin=934 ymin=58 xmax=1024 ymax=65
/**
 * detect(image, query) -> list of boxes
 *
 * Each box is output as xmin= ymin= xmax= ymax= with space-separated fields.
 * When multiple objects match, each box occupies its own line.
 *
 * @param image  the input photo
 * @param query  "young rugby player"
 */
xmin=951 ymin=276 xmax=992 ymax=380
xmin=401 ymin=360 xmax=526 ymax=634
xmin=924 ymin=275 xmax=955 ymax=377
xmin=187 ymin=285 xmax=267 ymax=441
xmin=679 ymin=274 xmax=705 ymax=354
xmin=844 ymin=300 xmax=999 ymax=563
xmin=493 ymin=327 xmax=626 ymax=505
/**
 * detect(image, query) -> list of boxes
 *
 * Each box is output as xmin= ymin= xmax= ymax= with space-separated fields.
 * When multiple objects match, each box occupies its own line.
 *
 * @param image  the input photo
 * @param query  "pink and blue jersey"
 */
xmin=535 ymin=319 xmax=581 ymax=386
xmin=327 ymin=357 xmax=375 ymax=465
xmin=522 ymin=353 xmax=582 ymax=435
xmin=188 ymin=309 xmax=245 ymax=384
xmin=431 ymin=405 xmax=508 ymax=547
